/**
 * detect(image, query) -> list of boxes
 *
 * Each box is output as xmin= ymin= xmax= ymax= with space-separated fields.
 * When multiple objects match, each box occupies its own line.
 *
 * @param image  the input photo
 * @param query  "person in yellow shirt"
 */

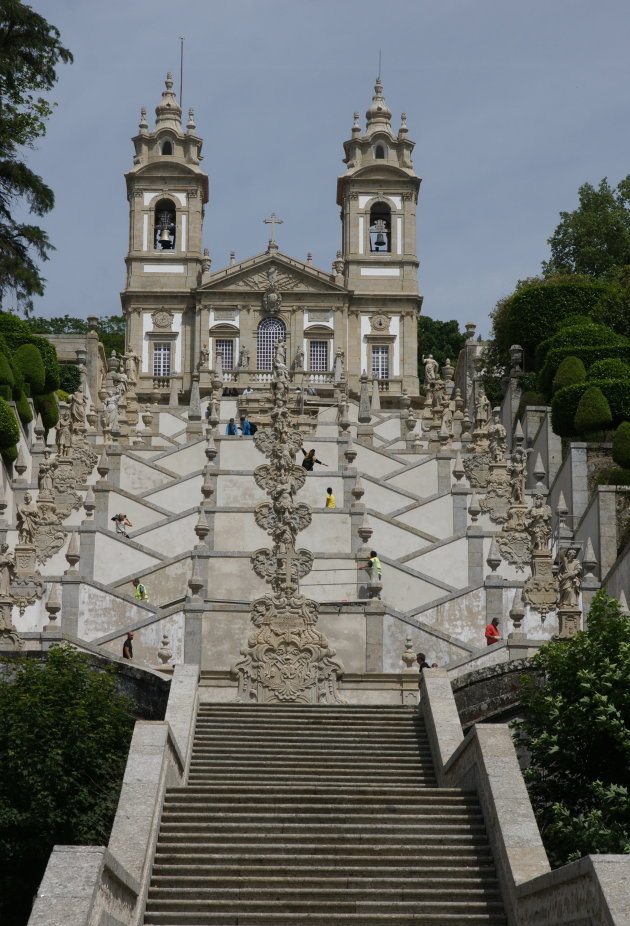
xmin=325 ymin=487 xmax=336 ymax=509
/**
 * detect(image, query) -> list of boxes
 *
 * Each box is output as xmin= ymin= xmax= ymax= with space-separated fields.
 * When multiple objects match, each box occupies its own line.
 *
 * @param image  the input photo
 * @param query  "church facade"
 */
xmin=121 ymin=74 xmax=423 ymax=401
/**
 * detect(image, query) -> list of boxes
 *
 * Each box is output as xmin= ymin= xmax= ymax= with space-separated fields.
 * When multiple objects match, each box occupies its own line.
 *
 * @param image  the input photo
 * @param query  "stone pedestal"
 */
xmin=0 ymin=598 xmax=23 ymax=648
xmin=555 ymin=606 xmax=581 ymax=640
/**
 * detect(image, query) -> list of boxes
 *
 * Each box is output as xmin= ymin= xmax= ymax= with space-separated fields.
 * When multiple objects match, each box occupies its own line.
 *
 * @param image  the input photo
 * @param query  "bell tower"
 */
xmin=337 ymin=79 xmax=421 ymax=394
xmin=121 ymin=73 xmax=209 ymax=395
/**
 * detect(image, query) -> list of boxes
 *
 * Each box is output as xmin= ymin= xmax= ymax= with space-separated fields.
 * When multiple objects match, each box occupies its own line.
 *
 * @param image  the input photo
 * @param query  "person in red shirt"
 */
xmin=485 ymin=617 xmax=501 ymax=645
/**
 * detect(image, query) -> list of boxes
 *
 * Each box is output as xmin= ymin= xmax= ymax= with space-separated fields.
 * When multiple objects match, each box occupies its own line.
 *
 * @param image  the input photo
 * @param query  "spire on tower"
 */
xmin=365 ymin=77 xmax=392 ymax=134
xmin=155 ymin=72 xmax=182 ymax=131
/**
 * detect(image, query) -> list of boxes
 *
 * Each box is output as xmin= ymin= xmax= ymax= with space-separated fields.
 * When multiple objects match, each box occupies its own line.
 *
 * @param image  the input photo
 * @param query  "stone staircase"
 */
xmin=144 ymin=704 xmax=507 ymax=925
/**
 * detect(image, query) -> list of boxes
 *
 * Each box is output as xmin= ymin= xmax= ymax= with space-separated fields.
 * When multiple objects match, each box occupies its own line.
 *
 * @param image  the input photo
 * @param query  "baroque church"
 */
xmin=122 ymin=73 xmax=421 ymax=400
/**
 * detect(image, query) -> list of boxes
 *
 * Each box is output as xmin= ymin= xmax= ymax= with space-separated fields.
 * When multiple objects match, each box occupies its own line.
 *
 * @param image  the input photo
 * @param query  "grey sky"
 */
xmin=25 ymin=0 xmax=630 ymax=337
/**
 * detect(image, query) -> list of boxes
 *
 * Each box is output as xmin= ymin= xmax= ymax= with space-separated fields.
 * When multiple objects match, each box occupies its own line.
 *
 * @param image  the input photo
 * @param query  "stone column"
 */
xmin=365 ymin=598 xmax=385 ymax=672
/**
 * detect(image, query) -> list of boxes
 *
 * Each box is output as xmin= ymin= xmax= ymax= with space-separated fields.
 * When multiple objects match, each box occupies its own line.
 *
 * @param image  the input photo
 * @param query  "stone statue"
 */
xmin=487 ymin=409 xmax=507 ymax=463
xmin=55 ymin=409 xmax=72 ymax=458
xmin=69 ymin=389 xmax=88 ymax=430
xmin=508 ymin=449 xmax=527 ymax=505
xmin=198 ymin=343 xmax=210 ymax=370
xmin=124 ymin=349 xmax=140 ymax=383
xmin=527 ymin=494 xmax=552 ymax=552
xmin=334 ymin=348 xmax=345 ymax=381
xmin=474 ymin=387 xmax=491 ymax=432
xmin=440 ymin=404 xmax=453 ymax=436
xmin=262 ymin=267 xmax=282 ymax=312
xmin=0 ymin=543 xmax=15 ymax=598
xmin=16 ymin=492 xmax=41 ymax=546
xmin=432 ymin=378 xmax=446 ymax=408
xmin=103 ymin=391 xmax=119 ymax=431
xmin=275 ymin=339 xmax=287 ymax=367
xmin=239 ymin=346 xmax=250 ymax=369
xmin=115 ymin=370 xmax=129 ymax=397
xmin=294 ymin=345 xmax=304 ymax=370
xmin=422 ymin=354 xmax=439 ymax=386
xmin=38 ymin=452 xmax=56 ymax=496
xmin=558 ymin=548 xmax=583 ymax=608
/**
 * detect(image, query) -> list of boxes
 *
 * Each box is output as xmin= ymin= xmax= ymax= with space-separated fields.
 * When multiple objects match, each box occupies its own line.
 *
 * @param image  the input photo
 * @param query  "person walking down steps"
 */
xmin=301 ymin=448 xmax=328 ymax=471
xmin=325 ymin=487 xmax=336 ymax=508
xmin=122 ymin=632 xmax=134 ymax=660
xmin=112 ymin=513 xmax=132 ymax=539
xmin=132 ymin=578 xmax=149 ymax=602
xmin=358 ymin=550 xmax=382 ymax=599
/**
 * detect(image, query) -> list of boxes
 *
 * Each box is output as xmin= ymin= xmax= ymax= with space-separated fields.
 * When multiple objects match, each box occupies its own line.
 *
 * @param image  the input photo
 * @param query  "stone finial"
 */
xmin=344 ymin=433 xmax=357 ymax=466
xmin=358 ymin=372 xmax=371 ymax=424
xmin=357 ymin=512 xmax=373 ymax=547
xmin=306 ymin=252 xmax=313 ymax=265
xmin=509 ymin=587 xmax=526 ymax=631
xmin=157 ymin=632 xmax=172 ymax=665
xmin=398 ymin=112 xmax=408 ymax=137
xmin=352 ymin=111 xmax=361 ymax=133
xmin=351 ymin=473 xmax=365 ymax=505
xmin=401 ymin=637 xmax=416 ymax=671
xmin=370 ymin=377 xmax=381 ymax=412
xmin=155 ymin=72 xmax=182 ymax=129
xmin=65 ymin=532 xmax=80 ymax=574
xmin=582 ymin=537 xmax=598 ymax=579
xmin=202 ymin=248 xmax=212 ymax=273
xmin=83 ymin=486 xmax=95 ymax=520
xmin=33 ymin=413 xmax=45 ymax=448
xmin=532 ymin=453 xmax=546 ymax=485
xmin=486 ymin=537 xmax=501 ymax=573
xmin=205 ymin=429 xmax=218 ymax=465
xmin=229 ymin=251 xmax=236 ymax=266
xmin=513 ymin=419 xmax=525 ymax=448
xmin=15 ymin=445 xmax=27 ymax=479
xmin=44 ymin=582 xmax=61 ymax=631
xmin=468 ymin=491 xmax=481 ymax=523
xmin=187 ymin=108 xmax=196 ymax=132
xmin=452 ymin=452 xmax=465 ymax=483
xmin=96 ymin=452 xmax=109 ymax=480
xmin=188 ymin=559 xmax=204 ymax=599
xmin=138 ymin=107 xmax=148 ymax=131
xmin=510 ymin=344 xmax=524 ymax=372
xmin=201 ymin=467 xmax=215 ymax=504
xmin=465 ymin=323 xmax=476 ymax=340
xmin=194 ymin=508 xmax=209 ymax=548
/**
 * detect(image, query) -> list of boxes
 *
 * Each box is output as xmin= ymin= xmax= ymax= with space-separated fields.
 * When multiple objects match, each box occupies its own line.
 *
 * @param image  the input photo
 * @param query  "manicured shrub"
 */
xmin=0 ymin=353 xmax=14 ymax=388
xmin=593 ymin=281 xmax=630 ymax=339
xmin=588 ymin=358 xmax=630 ymax=381
xmin=552 ymin=356 xmax=587 ymax=394
xmin=58 ymin=364 xmax=81 ymax=395
xmin=0 ymin=385 xmax=11 ymax=402
xmin=1 ymin=444 xmax=18 ymax=465
xmin=34 ymin=391 xmax=59 ymax=431
xmin=557 ymin=314 xmax=594 ymax=329
xmin=538 ymin=343 xmax=630 ymax=397
xmin=14 ymin=389 xmax=32 ymax=425
xmin=0 ymin=397 xmax=20 ymax=451
xmin=32 ymin=336 xmax=60 ymax=392
xmin=574 ymin=385 xmax=613 ymax=434
xmin=535 ymin=320 xmax=628 ymax=372
xmin=612 ymin=421 xmax=630 ymax=469
xmin=13 ymin=343 xmax=45 ymax=393
xmin=595 ymin=466 xmax=630 ymax=488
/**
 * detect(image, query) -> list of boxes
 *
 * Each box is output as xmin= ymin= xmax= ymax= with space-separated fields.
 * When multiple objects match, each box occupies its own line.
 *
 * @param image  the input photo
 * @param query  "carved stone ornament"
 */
xmin=151 ymin=310 xmax=174 ymax=330
xmin=0 ymin=601 xmax=23 ymax=648
xmin=231 ymin=265 xmax=330 ymax=294
xmin=523 ymin=551 xmax=558 ymax=618
xmin=497 ymin=529 xmax=531 ymax=573
xmin=10 ymin=544 xmax=45 ymax=616
xmin=233 ymin=340 xmax=345 ymax=704
xmin=463 ymin=450 xmax=491 ymax=490
xmin=479 ymin=462 xmax=512 ymax=524
xmin=370 ymin=313 xmax=391 ymax=333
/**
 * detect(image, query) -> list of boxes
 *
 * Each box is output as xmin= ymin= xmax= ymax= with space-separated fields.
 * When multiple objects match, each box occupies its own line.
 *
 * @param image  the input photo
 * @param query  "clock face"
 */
xmin=371 ymin=313 xmax=390 ymax=332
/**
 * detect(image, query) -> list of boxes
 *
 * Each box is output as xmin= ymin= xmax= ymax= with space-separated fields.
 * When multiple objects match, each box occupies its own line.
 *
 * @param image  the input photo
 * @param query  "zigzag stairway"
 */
xmin=143 ymin=703 xmax=507 ymax=925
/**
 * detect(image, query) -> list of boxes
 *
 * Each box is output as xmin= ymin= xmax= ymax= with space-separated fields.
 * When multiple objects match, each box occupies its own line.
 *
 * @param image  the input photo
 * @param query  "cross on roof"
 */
xmin=263 ymin=212 xmax=283 ymax=245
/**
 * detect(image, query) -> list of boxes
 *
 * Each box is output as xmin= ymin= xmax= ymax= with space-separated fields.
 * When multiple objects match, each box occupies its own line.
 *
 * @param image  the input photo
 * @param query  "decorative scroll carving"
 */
xmin=463 ymin=450 xmax=491 ymax=490
xmin=231 ymin=266 xmax=330 ymax=293
xmin=151 ymin=310 xmax=173 ymax=329
xmin=233 ymin=341 xmax=345 ymax=704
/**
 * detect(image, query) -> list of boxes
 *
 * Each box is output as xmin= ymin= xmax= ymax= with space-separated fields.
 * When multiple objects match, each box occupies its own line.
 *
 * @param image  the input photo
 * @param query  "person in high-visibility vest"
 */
xmin=358 ymin=550 xmax=382 ymax=599
xmin=132 ymin=578 xmax=149 ymax=602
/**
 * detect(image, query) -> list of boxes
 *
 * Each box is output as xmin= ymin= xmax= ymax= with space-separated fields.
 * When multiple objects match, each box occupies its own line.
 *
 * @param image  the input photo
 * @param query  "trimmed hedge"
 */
xmin=0 ymin=314 xmax=61 ymax=393
xmin=518 ymin=390 xmax=547 ymax=420
xmin=58 ymin=364 xmax=81 ymax=395
xmin=539 ymin=343 xmax=630 ymax=397
xmin=552 ymin=378 xmax=630 ymax=436
xmin=1 ymin=443 xmax=18 ymax=465
xmin=552 ymin=356 xmax=586 ymax=394
xmin=0 ymin=353 xmax=14 ymax=387
xmin=612 ymin=422 xmax=630 ymax=469
xmin=535 ymin=321 xmax=628 ymax=371
xmin=13 ymin=343 xmax=45 ymax=393
xmin=0 ymin=385 xmax=11 ymax=402
xmin=588 ymin=358 xmax=630 ymax=381
xmin=15 ymin=389 xmax=32 ymax=425
xmin=595 ymin=465 xmax=630 ymax=487
xmin=574 ymin=386 xmax=612 ymax=433
xmin=33 ymin=392 xmax=59 ymax=431
xmin=0 ymin=397 xmax=20 ymax=451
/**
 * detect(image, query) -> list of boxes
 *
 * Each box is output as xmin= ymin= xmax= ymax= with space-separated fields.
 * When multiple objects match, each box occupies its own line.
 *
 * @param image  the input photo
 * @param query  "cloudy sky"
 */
xmin=24 ymin=0 xmax=630 ymax=337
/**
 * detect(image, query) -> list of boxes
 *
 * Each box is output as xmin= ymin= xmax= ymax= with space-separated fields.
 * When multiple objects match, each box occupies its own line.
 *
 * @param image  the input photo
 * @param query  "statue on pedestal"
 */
xmin=16 ymin=492 xmax=40 ymax=546
xmin=558 ymin=548 xmax=583 ymax=609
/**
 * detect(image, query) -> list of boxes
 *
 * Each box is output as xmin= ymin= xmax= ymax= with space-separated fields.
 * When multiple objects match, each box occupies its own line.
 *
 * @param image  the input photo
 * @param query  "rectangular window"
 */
xmin=309 ymin=340 xmax=328 ymax=372
xmin=153 ymin=343 xmax=171 ymax=377
xmin=371 ymin=345 xmax=389 ymax=380
xmin=216 ymin=339 xmax=234 ymax=371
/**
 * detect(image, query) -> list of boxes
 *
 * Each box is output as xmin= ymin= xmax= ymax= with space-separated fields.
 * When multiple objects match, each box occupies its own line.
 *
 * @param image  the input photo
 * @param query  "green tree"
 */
xmin=0 ymin=645 xmax=134 ymax=926
xmin=543 ymin=177 xmax=630 ymax=279
xmin=612 ymin=421 xmax=630 ymax=469
xmin=517 ymin=591 xmax=630 ymax=867
xmin=417 ymin=316 xmax=465 ymax=373
xmin=574 ymin=385 xmax=613 ymax=434
xmin=552 ymin=356 xmax=586 ymax=395
xmin=26 ymin=314 xmax=125 ymax=356
xmin=0 ymin=1 xmax=72 ymax=315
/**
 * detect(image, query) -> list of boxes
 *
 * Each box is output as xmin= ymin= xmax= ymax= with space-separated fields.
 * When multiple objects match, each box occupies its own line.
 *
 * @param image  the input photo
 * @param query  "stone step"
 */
xmin=150 ymin=858 xmax=498 ymax=877
xmin=154 ymin=837 xmax=490 ymax=855
xmin=166 ymin=786 xmax=473 ymax=799
xmin=160 ymin=810 xmax=484 ymax=824
xmin=150 ymin=874 xmax=501 ymax=890
xmin=144 ymin=913 xmax=507 ymax=925
xmin=192 ymin=741 xmax=430 ymax=752
xmin=145 ymin=899 xmax=506 ymax=917
xmin=158 ymin=822 xmax=487 ymax=837
xmin=147 ymin=887 xmax=502 ymax=904
xmin=162 ymin=799 xmax=479 ymax=813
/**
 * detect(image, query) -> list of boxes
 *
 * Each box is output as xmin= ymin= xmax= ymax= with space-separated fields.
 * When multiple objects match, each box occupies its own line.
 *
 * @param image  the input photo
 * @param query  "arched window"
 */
xmin=257 ymin=317 xmax=286 ymax=371
xmin=154 ymin=198 xmax=176 ymax=250
xmin=369 ymin=201 xmax=391 ymax=253
xmin=374 ymin=144 xmax=386 ymax=159
xmin=161 ymin=140 xmax=173 ymax=156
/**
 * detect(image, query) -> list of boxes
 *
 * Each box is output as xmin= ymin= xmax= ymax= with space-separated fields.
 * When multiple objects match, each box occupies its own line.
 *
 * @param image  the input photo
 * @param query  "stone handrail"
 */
xmin=28 ymin=664 xmax=200 ymax=926
xmin=420 ymin=668 xmax=630 ymax=925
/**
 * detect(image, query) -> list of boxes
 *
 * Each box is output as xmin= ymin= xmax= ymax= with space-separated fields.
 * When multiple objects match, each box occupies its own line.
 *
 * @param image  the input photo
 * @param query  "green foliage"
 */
xmin=0 ymin=443 xmax=18 ymax=465
xmin=13 ymin=342 xmax=44 ymax=392
xmin=0 ymin=313 xmax=60 ymax=392
xmin=551 ymin=380 xmax=630 ymax=437
xmin=0 ymin=2 xmax=73 ymax=315
xmin=14 ymin=389 xmax=31 ymax=425
xmin=33 ymin=390 xmax=58 ymax=431
xmin=517 ymin=391 xmax=547 ymax=420
xmin=536 ymin=319 xmax=630 ymax=397
xmin=543 ymin=176 xmax=630 ymax=279
xmin=535 ymin=320 xmax=627 ymax=371
xmin=30 ymin=336 xmax=59 ymax=391
xmin=595 ymin=465 xmax=630 ymax=488
xmin=0 ymin=353 xmax=13 ymax=388
xmin=489 ymin=276 xmax=609 ymax=369
xmin=573 ymin=385 xmax=613 ymax=434
xmin=552 ymin=356 xmax=586 ymax=395
xmin=417 ymin=316 xmax=466 ymax=370
xmin=25 ymin=313 xmax=126 ymax=357
xmin=612 ymin=421 xmax=630 ymax=469
xmin=588 ymin=358 xmax=630 ymax=381
xmin=0 ymin=396 xmax=19 ymax=450
xmin=58 ymin=363 xmax=81 ymax=394
xmin=0 ymin=645 xmax=133 ymax=925
xmin=517 ymin=591 xmax=630 ymax=867
xmin=0 ymin=385 xmax=10 ymax=401
xmin=26 ymin=314 xmax=88 ymax=336
xmin=592 ymin=279 xmax=630 ymax=339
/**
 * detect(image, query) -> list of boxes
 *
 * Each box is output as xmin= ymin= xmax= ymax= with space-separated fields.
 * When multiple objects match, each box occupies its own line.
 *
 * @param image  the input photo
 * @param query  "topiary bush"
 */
xmin=13 ymin=343 xmax=45 ymax=393
xmin=0 ymin=353 xmax=14 ymax=389
xmin=588 ymin=358 xmax=630 ymax=381
xmin=0 ymin=386 xmax=11 ymax=402
xmin=592 ymin=281 xmax=630 ymax=340
xmin=0 ymin=397 xmax=20 ymax=453
xmin=595 ymin=466 xmax=630 ymax=487
xmin=535 ymin=320 xmax=629 ymax=372
xmin=538 ymin=341 xmax=630 ymax=397
xmin=33 ymin=392 xmax=59 ymax=432
xmin=1 ymin=443 xmax=18 ymax=466
xmin=58 ymin=364 xmax=81 ymax=395
xmin=518 ymin=390 xmax=547 ymax=420
xmin=574 ymin=385 xmax=613 ymax=434
xmin=552 ymin=356 xmax=587 ymax=394
xmin=612 ymin=421 xmax=630 ymax=469
xmin=14 ymin=390 xmax=32 ymax=425
xmin=551 ymin=379 xmax=630 ymax=437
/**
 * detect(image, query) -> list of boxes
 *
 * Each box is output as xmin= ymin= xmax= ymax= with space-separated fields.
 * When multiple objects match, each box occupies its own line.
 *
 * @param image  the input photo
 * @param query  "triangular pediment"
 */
xmin=198 ymin=251 xmax=346 ymax=295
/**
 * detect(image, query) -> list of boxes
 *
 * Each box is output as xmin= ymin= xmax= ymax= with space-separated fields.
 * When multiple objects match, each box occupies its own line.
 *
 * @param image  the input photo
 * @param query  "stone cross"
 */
xmin=263 ymin=212 xmax=284 ymax=245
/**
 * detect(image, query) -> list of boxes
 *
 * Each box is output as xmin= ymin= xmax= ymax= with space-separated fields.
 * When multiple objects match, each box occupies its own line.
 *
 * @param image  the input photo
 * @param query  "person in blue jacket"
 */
xmin=226 ymin=418 xmax=238 ymax=435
